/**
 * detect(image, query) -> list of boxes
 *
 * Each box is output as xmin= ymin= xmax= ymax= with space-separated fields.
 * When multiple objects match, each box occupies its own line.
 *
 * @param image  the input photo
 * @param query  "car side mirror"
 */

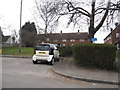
xmin=55 ymin=48 xmax=58 ymax=50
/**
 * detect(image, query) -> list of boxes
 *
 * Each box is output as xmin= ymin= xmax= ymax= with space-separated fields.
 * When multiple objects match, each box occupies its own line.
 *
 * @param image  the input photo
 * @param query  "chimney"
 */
xmin=115 ymin=22 xmax=118 ymax=27
xmin=60 ymin=30 xmax=62 ymax=35
xmin=110 ymin=28 xmax=113 ymax=32
xmin=50 ymin=31 xmax=52 ymax=34
xmin=78 ymin=30 xmax=80 ymax=34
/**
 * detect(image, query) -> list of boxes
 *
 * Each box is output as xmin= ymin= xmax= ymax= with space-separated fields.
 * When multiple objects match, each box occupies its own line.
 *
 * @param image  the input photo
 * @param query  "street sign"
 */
xmin=91 ymin=38 xmax=97 ymax=42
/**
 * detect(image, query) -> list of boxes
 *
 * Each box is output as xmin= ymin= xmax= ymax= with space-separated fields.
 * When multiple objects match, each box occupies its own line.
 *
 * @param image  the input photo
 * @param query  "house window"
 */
xmin=46 ymin=38 xmax=50 ymax=41
xmin=62 ymin=39 xmax=66 ymax=42
xmin=62 ymin=44 xmax=66 ymax=46
xmin=116 ymin=33 xmax=120 ymax=38
xmin=71 ymin=44 xmax=74 ymax=46
xmin=70 ymin=39 xmax=75 ymax=42
xmin=54 ymin=40 xmax=58 ymax=42
xmin=80 ymin=39 xmax=85 ymax=42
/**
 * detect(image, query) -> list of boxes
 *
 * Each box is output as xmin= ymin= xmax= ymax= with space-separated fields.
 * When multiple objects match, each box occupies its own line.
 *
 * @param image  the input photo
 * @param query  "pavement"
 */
xmin=52 ymin=57 xmax=120 ymax=85
xmin=1 ymin=55 xmax=120 ymax=85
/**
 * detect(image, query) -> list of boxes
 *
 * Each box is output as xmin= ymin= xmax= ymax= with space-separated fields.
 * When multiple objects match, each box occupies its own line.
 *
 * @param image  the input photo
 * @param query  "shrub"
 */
xmin=72 ymin=44 xmax=116 ymax=70
xmin=116 ymin=51 xmax=120 ymax=59
xmin=59 ymin=46 xmax=72 ymax=57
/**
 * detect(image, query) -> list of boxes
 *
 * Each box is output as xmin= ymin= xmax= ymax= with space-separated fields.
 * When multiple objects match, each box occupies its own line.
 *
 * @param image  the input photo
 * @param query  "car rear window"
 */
xmin=35 ymin=44 xmax=50 ymax=51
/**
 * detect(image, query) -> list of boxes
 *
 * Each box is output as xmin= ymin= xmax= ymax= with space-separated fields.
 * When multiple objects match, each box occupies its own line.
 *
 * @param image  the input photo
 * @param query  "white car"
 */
xmin=32 ymin=43 xmax=60 ymax=65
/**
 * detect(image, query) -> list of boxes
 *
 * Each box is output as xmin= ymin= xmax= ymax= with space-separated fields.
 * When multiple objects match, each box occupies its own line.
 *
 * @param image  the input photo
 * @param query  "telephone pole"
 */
xmin=19 ymin=0 xmax=23 ymax=53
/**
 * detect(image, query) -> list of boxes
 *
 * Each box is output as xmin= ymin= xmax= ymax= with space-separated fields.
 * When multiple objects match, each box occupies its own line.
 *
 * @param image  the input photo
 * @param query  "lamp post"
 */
xmin=19 ymin=0 xmax=23 ymax=53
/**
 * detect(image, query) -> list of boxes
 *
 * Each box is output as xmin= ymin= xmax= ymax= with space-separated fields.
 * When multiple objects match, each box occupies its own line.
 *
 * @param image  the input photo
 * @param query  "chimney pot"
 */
xmin=78 ymin=30 xmax=79 ymax=34
xmin=60 ymin=30 xmax=62 ymax=35
xmin=115 ymin=22 xmax=118 ymax=27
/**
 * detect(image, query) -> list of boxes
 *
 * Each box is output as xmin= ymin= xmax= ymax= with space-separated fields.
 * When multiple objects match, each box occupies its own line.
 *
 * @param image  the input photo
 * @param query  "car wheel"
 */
xmin=49 ymin=58 xmax=55 ymax=65
xmin=33 ymin=60 xmax=37 ymax=64
xmin=56 ymin=58 xmax=60 ymax=61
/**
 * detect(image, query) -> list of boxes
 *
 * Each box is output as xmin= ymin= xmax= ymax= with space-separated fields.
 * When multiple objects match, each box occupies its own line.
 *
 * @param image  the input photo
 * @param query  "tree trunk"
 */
xmin=88 ymin=1 xmax=95 ymax=43
xmin=45 ymin=25 xmax=47 ymax=37
xmin=89 ymin=29 xmax=95 ymax=43
xmin=44 ymin=23 xmax=48 ymax=43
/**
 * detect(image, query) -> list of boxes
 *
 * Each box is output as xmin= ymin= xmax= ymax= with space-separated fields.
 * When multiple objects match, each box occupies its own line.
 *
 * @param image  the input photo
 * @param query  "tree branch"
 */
xmin=95 ymin=8 xmax=109 ymax=33
xmin=67 ymin=1 xmax=91 ymax=17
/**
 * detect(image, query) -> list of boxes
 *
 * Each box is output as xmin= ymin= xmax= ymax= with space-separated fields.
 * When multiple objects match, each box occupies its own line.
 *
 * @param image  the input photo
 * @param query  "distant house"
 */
xmin=36 ymin=30 xmax=90 ymax=47
xmin=104 ymin=23 xmax=120 ymax=45
xmin=2 ymin=36 xmax=15 ymax=47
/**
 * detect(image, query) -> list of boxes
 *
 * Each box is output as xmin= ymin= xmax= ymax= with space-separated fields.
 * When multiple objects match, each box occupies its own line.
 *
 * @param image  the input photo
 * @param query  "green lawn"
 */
xmin=2 ymin=47 xmax=34 ymax=56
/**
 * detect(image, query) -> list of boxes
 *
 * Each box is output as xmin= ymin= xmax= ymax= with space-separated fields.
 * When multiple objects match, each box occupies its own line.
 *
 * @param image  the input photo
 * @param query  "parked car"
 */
xmin=32 ymin=43 xmax=60 ymax=65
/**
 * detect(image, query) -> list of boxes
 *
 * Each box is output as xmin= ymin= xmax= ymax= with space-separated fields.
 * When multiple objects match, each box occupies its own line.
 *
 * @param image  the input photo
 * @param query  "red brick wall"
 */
xmin=43 ymin=39 xmax=90 ymax=46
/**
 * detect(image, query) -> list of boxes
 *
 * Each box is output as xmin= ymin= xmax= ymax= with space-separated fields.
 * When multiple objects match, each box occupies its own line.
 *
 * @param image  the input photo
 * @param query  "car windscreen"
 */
xmin=35 ymin=44 xmax=50 ymax=51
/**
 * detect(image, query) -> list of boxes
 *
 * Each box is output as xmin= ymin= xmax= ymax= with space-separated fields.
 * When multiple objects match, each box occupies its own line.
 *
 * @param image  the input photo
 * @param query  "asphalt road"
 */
xmin=2 ymin=57 xmax=118 ymax=88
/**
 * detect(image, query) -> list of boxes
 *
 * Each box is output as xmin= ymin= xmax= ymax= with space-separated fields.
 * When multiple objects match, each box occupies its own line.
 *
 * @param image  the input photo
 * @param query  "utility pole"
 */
xmin=19 ymin=0 xmax=23 ymax=53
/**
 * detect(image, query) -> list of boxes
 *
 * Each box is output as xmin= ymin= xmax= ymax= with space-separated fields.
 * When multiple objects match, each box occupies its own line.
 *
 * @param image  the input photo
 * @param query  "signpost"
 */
xmin=91 ymin=38 xmax=97 ymax=42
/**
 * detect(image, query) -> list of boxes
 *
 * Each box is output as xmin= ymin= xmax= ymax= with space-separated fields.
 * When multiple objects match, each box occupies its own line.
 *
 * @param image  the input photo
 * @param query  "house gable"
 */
xmin=2 ymin=36 xmax=10 ymax=43
xmin=104 ymin=24 xmax=120 ymax=44
xmin=2 ymin=36 xmax=15 ymax=44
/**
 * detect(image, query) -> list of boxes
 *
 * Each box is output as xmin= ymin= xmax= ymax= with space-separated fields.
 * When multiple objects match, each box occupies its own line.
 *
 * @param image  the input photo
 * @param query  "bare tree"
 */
xmin=34 ymin=0 xmax=61 ymax=36
xmin=33 ymin=0 xmax=120 ymax=42
xmin=58 ymin=0 xmax=120 ymax=42
xmin=11 ymin=29 xmax=18 ymax=44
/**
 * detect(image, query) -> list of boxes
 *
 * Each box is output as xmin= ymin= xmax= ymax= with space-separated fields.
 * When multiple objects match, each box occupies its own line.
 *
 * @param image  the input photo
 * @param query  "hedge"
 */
xmin=58 ymin=47 xmax=72 ymax=57
xmin=72 ymin=44 xmax=116 ymax=70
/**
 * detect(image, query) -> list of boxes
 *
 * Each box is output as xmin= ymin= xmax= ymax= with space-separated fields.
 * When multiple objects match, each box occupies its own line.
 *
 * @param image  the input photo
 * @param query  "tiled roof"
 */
xmin=2 ymin=36 xmax=10 ymax=42
xmin=36 ymin=32 xmax=89 ymax=41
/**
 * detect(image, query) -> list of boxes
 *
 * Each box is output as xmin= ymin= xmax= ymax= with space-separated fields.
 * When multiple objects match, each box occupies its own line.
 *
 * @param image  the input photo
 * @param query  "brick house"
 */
xmin=104 ymin=23 xmax=120 ymax=45
xmin=36 ymin=31 xmax=90 ymax=47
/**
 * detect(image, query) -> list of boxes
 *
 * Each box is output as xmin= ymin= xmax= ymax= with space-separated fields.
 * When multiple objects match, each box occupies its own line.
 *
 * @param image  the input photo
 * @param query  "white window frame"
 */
xmin=62 ymin=39 xmax=67 ymax=42
xmin=80 ymin=39 xmax=85 ymax=42
xmin=70 ymin=39 xmax=75 ymax=42
xmin=62 ymin=44 xmax=66 ymax=46
xmin=46 ymin=38 xmax=50 ymax=41
xmin=116 ymin=33 xmax=120 ymax=38
xmin=54 ymin=40 xmax=58 ymax=42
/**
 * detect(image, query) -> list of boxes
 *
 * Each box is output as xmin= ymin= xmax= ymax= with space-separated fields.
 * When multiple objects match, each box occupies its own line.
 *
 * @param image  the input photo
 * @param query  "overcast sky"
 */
xmin=0 ymin=0 xmax=118 ymax=43
xmin=0 ymin=0 xmax=35 ymax=34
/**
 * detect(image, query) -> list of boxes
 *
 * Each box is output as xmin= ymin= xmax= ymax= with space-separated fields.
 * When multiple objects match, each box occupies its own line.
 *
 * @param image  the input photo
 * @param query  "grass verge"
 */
xmin=2 ymin=47 xmax=34 ymax=56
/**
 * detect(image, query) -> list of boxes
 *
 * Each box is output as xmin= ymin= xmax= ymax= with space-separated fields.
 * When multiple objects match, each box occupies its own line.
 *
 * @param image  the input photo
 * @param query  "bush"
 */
xmin=116 ymin=51 xmax=120 ymax=59
xmin=59 ymin=47 xmax=72 ymax=57
xmin=72 ymin=44 xmax=116 ymax=70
